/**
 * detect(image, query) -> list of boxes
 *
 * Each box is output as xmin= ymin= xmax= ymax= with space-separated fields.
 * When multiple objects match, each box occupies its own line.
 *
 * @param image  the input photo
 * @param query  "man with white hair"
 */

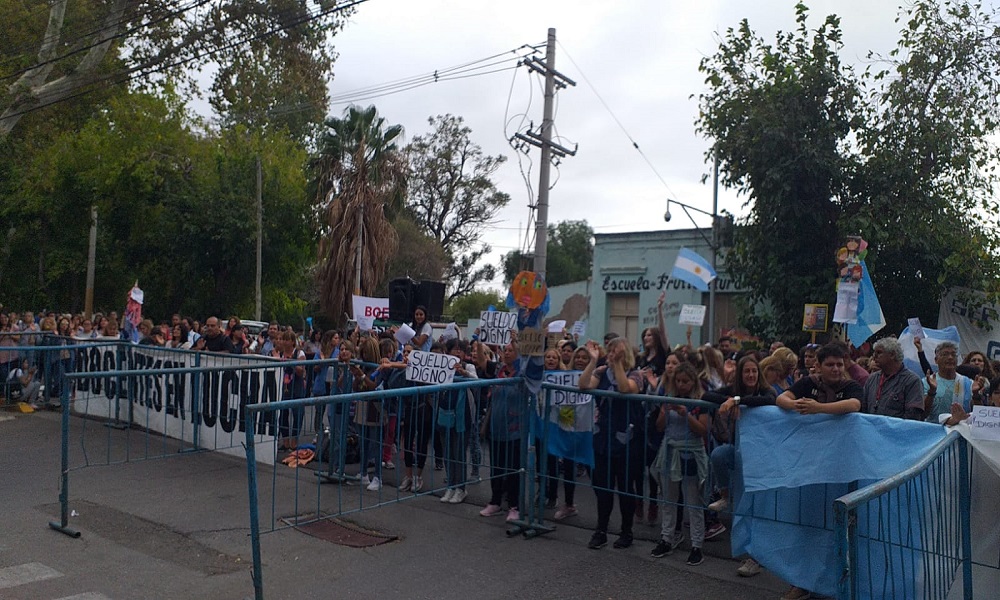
xmin=861 ymin=337 xmax=925 ymax=420
xmin=923 ymin=340 xmax=978 ymax=424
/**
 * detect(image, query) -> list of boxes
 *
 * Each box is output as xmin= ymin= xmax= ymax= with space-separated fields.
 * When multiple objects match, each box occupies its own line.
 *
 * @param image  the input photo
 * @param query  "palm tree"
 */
xmin=312 ymin=105 xmax=407 ymax=323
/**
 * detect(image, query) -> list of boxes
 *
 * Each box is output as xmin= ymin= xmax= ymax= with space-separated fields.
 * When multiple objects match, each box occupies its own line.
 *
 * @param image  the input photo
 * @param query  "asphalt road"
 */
xmin=0 ymin=409 xmax=789 ymax=600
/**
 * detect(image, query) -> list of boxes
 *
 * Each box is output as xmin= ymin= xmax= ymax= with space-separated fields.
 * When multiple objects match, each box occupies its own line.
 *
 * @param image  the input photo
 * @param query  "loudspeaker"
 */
xmin=388 ymin=278 xmax=416 ymax=322
xmin=415 ymin=280 xmax=446 ymax=322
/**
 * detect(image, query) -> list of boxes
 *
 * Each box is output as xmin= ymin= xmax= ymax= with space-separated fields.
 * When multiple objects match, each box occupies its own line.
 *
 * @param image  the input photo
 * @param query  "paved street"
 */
xmin=1 ymin=410 xmax=788 ymax=599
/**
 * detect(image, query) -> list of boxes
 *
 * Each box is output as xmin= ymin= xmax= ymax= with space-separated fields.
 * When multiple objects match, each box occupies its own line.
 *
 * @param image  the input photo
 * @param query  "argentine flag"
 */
xmin=671 ymin=247 xmax=717 ymax=291
xmin=540 ymin=371 xmax=595 ymax=468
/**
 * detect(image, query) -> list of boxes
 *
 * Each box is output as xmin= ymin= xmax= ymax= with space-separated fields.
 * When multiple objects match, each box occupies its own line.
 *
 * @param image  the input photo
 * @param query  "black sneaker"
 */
xmin=650 ymin=539 xmax=673 ymax=558
xmin=686 ymin=547 xmax=704 ymax=566
xmin=613 ymin=532 xmax=633 ymax=549
xmin=545 ymin=497 xmax=558 ymax=510
xmin=587 ymin=531 xmax=608 ymax=550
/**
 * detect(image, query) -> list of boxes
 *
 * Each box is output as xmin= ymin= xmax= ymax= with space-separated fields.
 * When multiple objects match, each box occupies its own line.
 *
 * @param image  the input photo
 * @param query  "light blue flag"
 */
xmin=670 ymin=247 xmax=717 ymax=291
xmin=538 ymin=370 xmax=595 ymax=468
xmin=847 ymin=261 xmax=886 ymax=347
xmin=732 ymin=407 xmax=947 ymax=598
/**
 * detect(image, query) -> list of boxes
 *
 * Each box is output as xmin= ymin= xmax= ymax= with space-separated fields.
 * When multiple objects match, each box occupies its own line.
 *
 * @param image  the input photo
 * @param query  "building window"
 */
xmin=608 ymin=294 xmax=640 ymax=342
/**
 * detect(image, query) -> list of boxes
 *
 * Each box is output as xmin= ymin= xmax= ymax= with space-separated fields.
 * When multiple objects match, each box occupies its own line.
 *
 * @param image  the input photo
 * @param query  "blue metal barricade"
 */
xmin=834 ymin=431 xmax=972 ymax=600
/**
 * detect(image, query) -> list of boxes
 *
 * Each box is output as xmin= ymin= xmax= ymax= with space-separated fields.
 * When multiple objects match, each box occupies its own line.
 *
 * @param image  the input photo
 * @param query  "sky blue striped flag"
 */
xmin=670 ymin=247 xmax=717 ymax=291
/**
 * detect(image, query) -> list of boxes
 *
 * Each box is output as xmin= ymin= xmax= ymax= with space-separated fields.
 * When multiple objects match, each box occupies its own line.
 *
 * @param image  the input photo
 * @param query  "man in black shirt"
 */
xmin=777 ymin=342 xmax=863 ymax=415
xmin=194 ymin=316 xmax=235 ymax=353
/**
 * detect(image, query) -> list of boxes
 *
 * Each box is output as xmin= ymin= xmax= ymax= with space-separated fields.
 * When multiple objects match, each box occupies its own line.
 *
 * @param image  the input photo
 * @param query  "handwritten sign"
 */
xmin=405 ymin=350 xmax=459 ymax=385
xmin=571 ymin=320 xmax=587 ymax=339
xmin=968 ymin=406 xmax=1000 ymax=440
xmin=519 ymin=328 xmax=545 ymax=356
xmin=546 ymin=332 xmax=564 ymax=351
xmin=802 ymin=304 xmax=829 ymax=333
xmin=907 ymin=317 xmax=925 ymax=341
xmin=480 ymin=311 xmax=518 ymax=345
xmin=679 ymin=304 xmax=707 ymax=326
xmin=543 ymin=370 xmax=593 ymax=406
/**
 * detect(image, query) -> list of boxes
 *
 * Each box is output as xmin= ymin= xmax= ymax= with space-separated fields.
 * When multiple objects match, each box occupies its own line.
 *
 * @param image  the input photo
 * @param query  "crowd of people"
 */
xmin=4 ymin=298 xmax=998 ymax=600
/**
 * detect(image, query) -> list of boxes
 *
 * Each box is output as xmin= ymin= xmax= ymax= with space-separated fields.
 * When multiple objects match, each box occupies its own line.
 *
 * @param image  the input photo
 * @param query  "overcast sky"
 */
xmin=326 ymin=0 xmax=911 ymax=289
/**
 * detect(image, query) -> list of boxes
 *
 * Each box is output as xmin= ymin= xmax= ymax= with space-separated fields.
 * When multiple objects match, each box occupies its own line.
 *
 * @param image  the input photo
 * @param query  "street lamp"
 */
xmin=665 ymin=159 xmax=721 ymax=342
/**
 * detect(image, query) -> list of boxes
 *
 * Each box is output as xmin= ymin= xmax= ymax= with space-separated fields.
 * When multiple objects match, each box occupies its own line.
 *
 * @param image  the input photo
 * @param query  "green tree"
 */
xmin=446 ymin=289 xmax=505 ymax=324
xmin=382 ymin=215 xmax=449 ymax=292
xmin=405 ymin=114 xmax=510 ymax=299
xmin=312 ymin=104 xmax=406 ymax=324
xmin=696 ymin=1 xmax=1000 ymax=340
xmin=0 ymin=0 xmax=352 ymax=140
xmin=502 ymin=220 xmax=595 ymax=287
xmin=0 ymin=89 xmax=314 ymax=320
xmin=696 ymin=4 xmax=857 ymax=340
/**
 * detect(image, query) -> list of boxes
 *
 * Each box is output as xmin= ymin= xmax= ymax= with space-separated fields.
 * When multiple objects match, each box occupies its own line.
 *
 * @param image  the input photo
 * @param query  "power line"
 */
xmin=1 ymin=0 xmax=214 ymax=83
xmin=557 ymin=40 xmax=685 ymax=205
xmin=2 ymin=0 xmax=370 ymax=124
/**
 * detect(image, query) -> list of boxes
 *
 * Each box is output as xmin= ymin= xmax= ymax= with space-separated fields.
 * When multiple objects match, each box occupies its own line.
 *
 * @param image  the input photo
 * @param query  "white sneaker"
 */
xmin=449 ymin=488 xmax=467 ymax=504
xmin=399 ymin=476 xmax=412 ymax=492
xmin=440 ymin=488 xmax=455 ymax=503
xmin=737 ymin=557 xmax=762 ymax=577
xmin=366 ymin=476 xmax=382 ymax=491
xmin=412 ymin=476 xmax=424 ymax=492
xmin=361 ymin=475 xmax=371 ymax=487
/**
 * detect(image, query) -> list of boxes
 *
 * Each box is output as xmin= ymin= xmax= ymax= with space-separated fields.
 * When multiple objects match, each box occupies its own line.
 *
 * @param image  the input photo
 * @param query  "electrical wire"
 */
xmin=557 ymin=39 xmax=685 ymax=204
xmin=1 ymin=0 xmax=214 ymax=83
xmin=2 ymin=0 xmax=369 ymax=123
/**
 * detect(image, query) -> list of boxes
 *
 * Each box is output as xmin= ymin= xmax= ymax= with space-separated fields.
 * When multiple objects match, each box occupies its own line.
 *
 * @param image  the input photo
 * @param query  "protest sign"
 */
xmin=480 ymin=311 xmax=518 ymax=345
xmin=679 ymin=304 xmax=707 ymax=326
xmin=519 ymin=328 xmax=545 ymax=356
xmin=968 ymin=406 xmax=1000 ymax=441
xmin=548 ymin=319 xmax=567 ymax=333
xmin=907 ymin=317 xmax=925 ymax=341
xmin=570 ymin=320 xmax=587 ymax=339
xmin=802 ymin=304 xmax=829 ymax=333
xmin=353 ymin=296 xmax=389 ymax=331
xmin=439 ymin=323 xmax=459 ymax=342
xmin=546 ymin=332 xmax=564 ymax=351
xmin=405 ymin=350 xmax=459 ymax=385
xmin=543 ymin=370 xmax=593 ymax=407
xmin=394 ymin=324 xmax=415 ymax=345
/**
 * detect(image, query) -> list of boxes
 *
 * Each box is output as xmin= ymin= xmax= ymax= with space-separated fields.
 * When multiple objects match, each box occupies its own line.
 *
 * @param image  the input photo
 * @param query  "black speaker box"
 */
xmin=414 ymin=280 xmax=446 ymax=322
xmin=388 ymin=277 xmax=416 ymax=322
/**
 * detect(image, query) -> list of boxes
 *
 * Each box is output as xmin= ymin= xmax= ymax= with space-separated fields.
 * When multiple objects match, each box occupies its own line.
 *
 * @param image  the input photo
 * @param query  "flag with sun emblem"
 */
xmin=670 ymin=247 xmax=717 ymax=291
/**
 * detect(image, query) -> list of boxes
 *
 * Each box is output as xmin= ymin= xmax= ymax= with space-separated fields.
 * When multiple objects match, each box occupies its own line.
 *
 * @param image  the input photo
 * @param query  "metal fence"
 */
xmin=834 ymin=431 xmax=972 ymax=600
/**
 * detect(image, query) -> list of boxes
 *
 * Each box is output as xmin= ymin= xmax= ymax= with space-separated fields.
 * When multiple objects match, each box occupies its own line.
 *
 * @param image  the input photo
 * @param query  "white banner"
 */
xmin=352 ymin=295 xmax=390 ymax=331
xmin=405 ymin=350 xmax=459 ymax=385
xmin=937 ymin=287 xmax=1000 ymax=360
xmin=72 ymin=345 xmax=283 ymax=464
xmin=543 ymin=370 xmax=592 ymax=406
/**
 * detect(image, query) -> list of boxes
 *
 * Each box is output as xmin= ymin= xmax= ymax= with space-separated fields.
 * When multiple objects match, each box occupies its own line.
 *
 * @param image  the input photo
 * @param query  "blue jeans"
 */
xmin=358 ymin=424 xmax=383 ymax=480
xmin=327 ymin=405 xmax=348 ymax=474
xmin=711 ymin=443 xmax=735 ymax=490
xmin=441 ymin=427 xmax=466 ymax=490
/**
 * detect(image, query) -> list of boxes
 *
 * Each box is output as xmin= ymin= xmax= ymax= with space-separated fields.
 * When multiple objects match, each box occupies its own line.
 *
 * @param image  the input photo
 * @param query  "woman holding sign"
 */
xmin=409 ymin=306 xmax=433 ymax=353
xmin=579 ymin=337 xmax=645 ymax=550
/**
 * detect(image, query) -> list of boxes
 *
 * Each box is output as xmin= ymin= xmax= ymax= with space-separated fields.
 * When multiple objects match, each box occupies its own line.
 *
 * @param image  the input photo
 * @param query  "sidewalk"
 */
xmin=1 ymin=410 xmax=788 ymax=599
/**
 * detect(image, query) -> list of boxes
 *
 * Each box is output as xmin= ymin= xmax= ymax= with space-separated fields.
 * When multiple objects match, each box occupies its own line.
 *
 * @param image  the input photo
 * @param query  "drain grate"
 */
xmin=280 ymin=514 xmax=398 ymax=548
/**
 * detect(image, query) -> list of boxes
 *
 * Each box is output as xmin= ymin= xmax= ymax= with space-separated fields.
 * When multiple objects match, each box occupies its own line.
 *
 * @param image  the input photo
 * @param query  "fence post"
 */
xmin=191 ymin=352 xmax=202 ymax=450
xmin=48 ymin=376 xmax=80 ymax=538
xmin=958 ymin=437 xmax=973 ymax=600
xmin=834 ymin=500 xmax=851 ymax=600
xmin=244 ymin=408 xmax=264 ymax=600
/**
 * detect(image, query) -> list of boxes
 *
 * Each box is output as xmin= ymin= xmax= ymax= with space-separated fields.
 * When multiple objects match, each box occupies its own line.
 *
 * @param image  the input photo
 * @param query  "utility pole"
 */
xmin=513 ymin=28 xmax=576 ymax=279
xmin=84 ymin=205 xmax=97 ymax=318
xmin=255 ymin=156 xmax=262 ymax=321
xmin=708 ymin=156 xmax=719 ymax=341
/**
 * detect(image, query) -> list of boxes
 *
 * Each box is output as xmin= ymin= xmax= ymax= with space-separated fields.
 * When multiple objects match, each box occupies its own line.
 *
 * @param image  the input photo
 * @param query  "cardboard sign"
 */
xmin=802 ymin=304 xmax=829 ymax=333
xmin=907 ymin=317 xmax=925 ymax=341
xmin=405 ymin=350 xmax=459 ymax=385
xmin=546 ymin=332 xmax=564 ymax=351
xmin=968 ymin=406 xmax=1000 ymax=441
xmin=480 ymin=311 xmax=518 ymax=346
xmin=678 ymin=304 xmax=707 ymax=326
xmin=519 ymin=328 xmax=545 ymax=356
xmin=353 ymin=296 xmax=389 ymax=331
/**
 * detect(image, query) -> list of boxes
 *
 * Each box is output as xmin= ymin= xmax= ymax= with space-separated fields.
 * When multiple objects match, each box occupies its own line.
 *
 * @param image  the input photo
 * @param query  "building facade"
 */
xmin=547 ymin=228 xmax=745 ymax=348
